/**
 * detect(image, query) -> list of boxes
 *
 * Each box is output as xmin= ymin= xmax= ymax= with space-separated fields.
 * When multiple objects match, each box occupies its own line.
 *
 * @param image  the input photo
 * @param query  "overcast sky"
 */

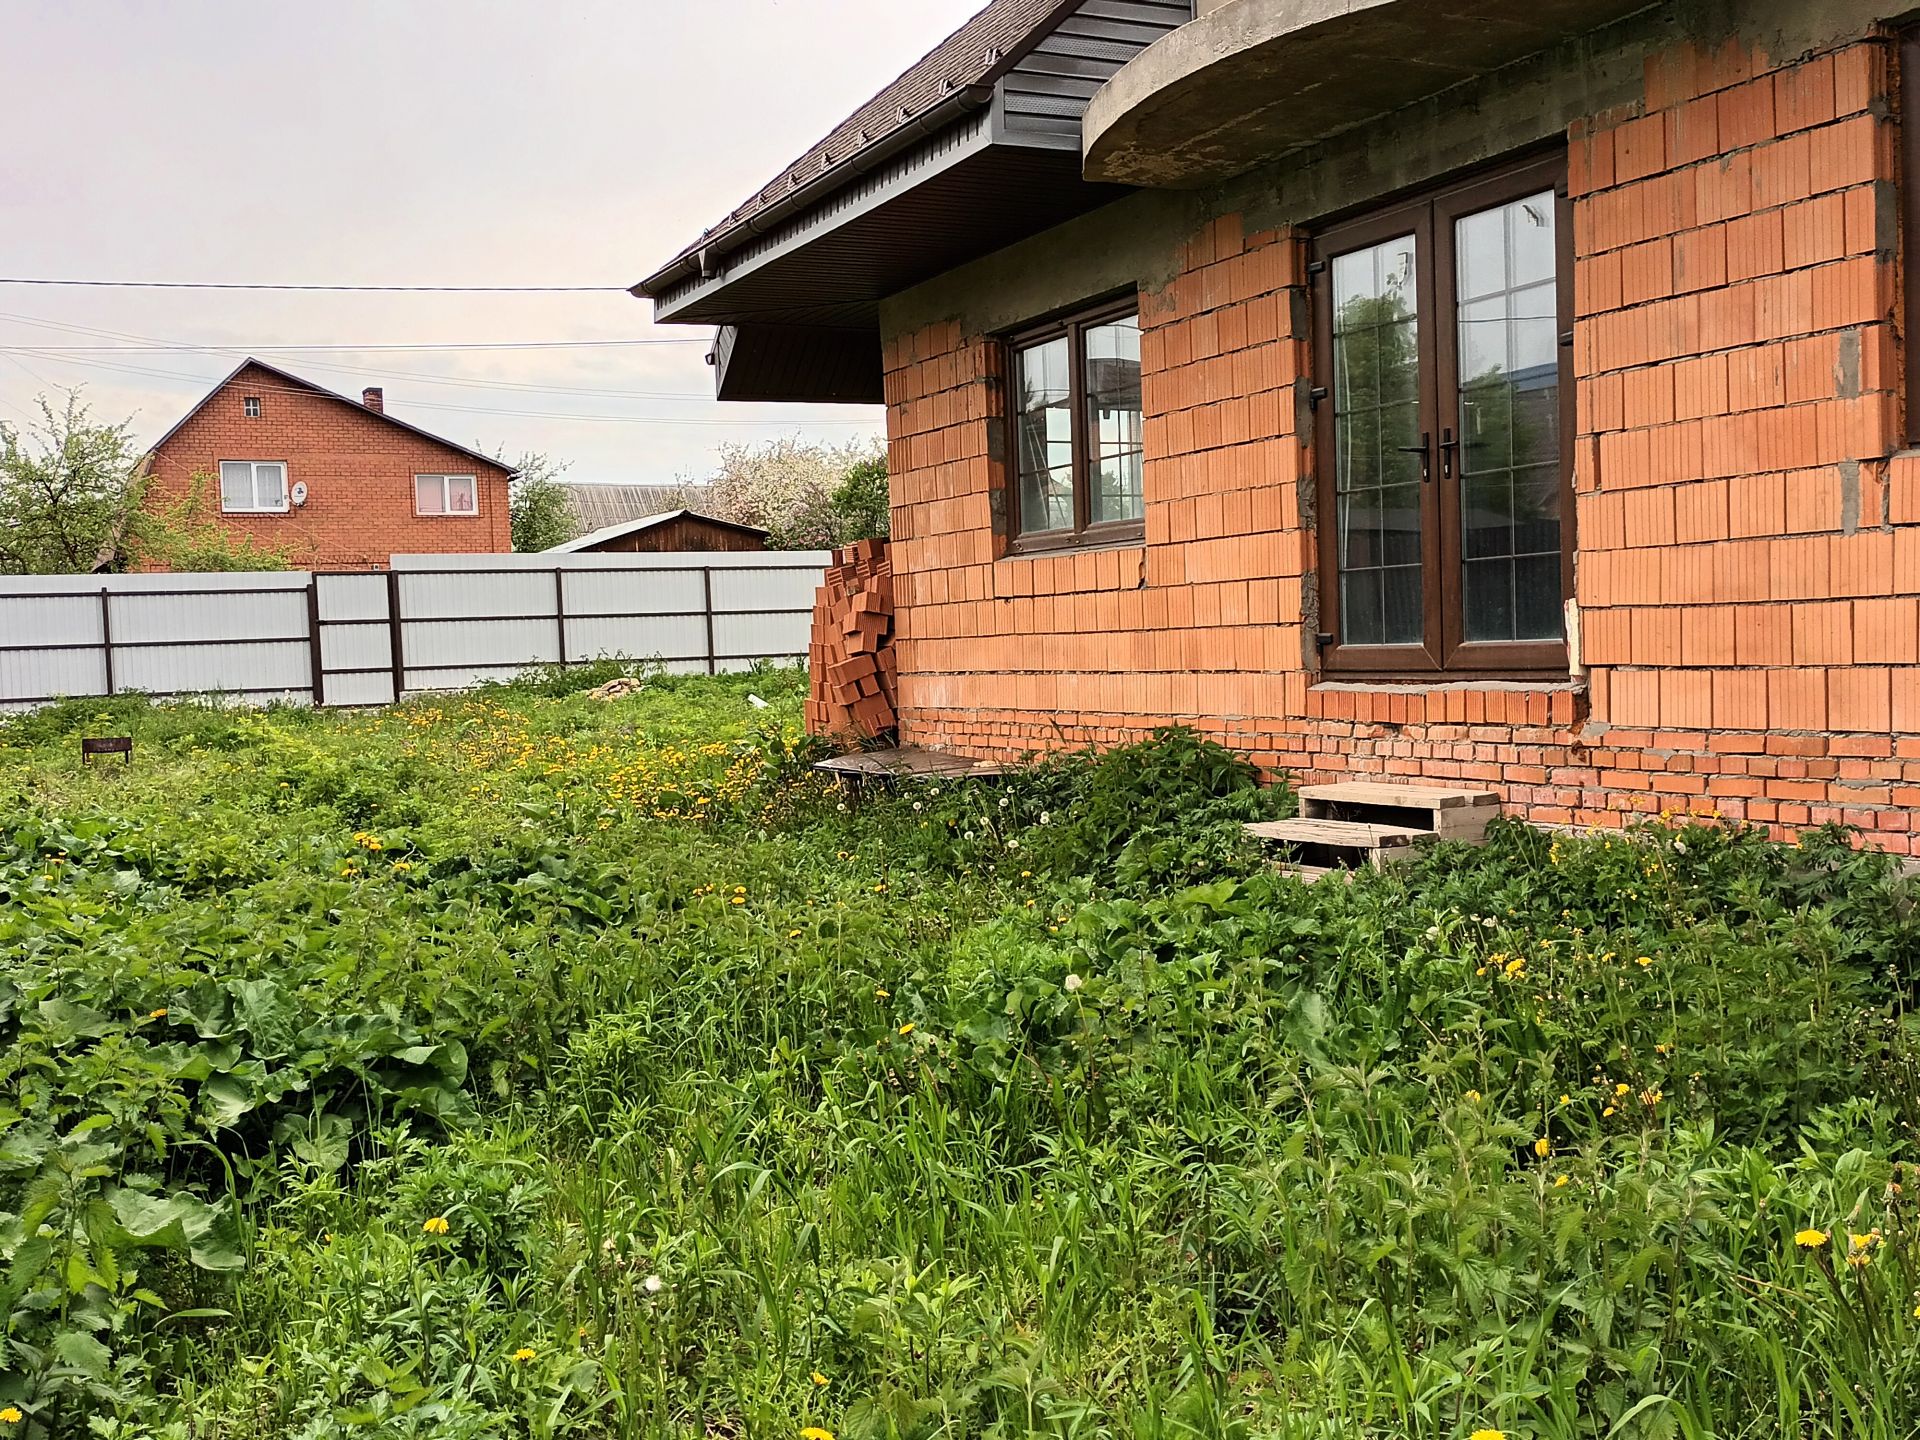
xmin=0 ymin=1 xmax=984 ymax=485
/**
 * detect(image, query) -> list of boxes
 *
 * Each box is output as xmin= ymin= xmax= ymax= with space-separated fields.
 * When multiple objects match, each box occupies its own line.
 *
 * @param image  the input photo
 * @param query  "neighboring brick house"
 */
xmin=137 ymin=358 xmax=514 ymax=570
xmin=640 ymin=0 xmax=1920 ymax=849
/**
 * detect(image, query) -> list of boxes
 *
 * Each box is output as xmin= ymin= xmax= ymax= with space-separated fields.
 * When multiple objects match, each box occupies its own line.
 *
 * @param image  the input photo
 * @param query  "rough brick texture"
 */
xmin=872 ymin=32 xmax=1920 ymax=851
xmin=141 ymin=362 xmax=513 ymax=570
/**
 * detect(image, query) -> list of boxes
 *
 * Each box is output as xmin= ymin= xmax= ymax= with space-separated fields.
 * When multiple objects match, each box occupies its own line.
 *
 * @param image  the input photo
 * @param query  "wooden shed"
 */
xmin=549 ymin=509 xmax=771 ymax=555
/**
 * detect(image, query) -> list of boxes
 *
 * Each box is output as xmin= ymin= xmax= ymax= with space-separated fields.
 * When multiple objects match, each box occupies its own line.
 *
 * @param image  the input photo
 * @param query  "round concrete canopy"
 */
xmin=1082 ymin=0 xmax=1657 ymax=188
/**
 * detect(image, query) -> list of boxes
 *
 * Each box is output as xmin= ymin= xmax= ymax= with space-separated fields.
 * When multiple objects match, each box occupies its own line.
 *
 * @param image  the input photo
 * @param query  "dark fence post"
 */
xmin=385 ymin=569 xmax=405 ymax=702
xmin=99 ymin=587 xmax=116 ymax=697
xmin=553 ymin=568 xmax=568 ymax=669
xmin=701 ymin=567 xmax=716 ymax=675
xmin=306 ymin=579 xmax=325 ymax=707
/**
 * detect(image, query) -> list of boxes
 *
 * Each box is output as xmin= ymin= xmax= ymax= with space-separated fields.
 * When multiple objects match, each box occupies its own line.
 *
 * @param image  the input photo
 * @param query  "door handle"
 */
xmin=1439 ymin=428 xmax=1458 ymax=482
xmin=1395 ymin=432 xmax=1432 ymax=484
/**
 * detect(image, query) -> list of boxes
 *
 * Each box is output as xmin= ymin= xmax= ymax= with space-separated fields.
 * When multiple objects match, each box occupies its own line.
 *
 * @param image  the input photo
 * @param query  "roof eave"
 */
xmin=635 ymin=83 xmax=996 ymax=305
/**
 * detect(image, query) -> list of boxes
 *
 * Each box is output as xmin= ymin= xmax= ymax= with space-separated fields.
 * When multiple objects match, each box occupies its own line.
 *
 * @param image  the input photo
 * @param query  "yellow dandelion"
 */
xmin=0 ymin=1408 xmax=21 ymax=1425
xmin=149 ymin=1008 xmax=168 ymax=1020
xmin=1794 ymin=1228 xmax=1828 ymax=1249
xmin=801 ymin=1429 xmax=836 ymax=1440
xmin=511 ymin=1347 xmax=537 ymax=1362
xmin=423 ymin=1215 xmax=451 ymax=1235
xmin=874 ymin=987 xmax=890 ymax=998
xmin=1465 ymin=1089 xmax=1481 ymax=1102
xmin=1615 ymin=1083 xmax=1631 ymax=1096
xmin=1603 ymin=1106 xmax=1616 ymax=1117
xmin=898 ymin=1023 xmax=915 ymax=1036
xmin=1636 ymin=955 xmax=1652 ymax=967
xmin=810 ymin=1371 xmax=830 ymax=1387
xmin=788 ymin=929 xmax=803 ymax=938
xmin=1554 ymin=1175 xmax=1570 ymax=1188
xmin=1470 ymin=1430 xmax=1505 ymax=1440
xmin=1534 ymin=1137 xmax=1551 ymax=1159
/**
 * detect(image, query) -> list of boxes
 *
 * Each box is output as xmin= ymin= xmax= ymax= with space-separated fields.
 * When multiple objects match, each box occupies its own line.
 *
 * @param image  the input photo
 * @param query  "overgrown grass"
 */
xmin=2 ymin=671 xmax=1918 ymax=1439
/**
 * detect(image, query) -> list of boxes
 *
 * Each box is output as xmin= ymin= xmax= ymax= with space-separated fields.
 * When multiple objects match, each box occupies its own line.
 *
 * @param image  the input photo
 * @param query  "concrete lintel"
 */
xmin=1083 ymin=0 xmax=1657 ymax=187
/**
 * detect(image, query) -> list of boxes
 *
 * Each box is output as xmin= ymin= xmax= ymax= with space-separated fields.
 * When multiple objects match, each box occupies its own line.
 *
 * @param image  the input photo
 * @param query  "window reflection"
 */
xmin=1332 ymin=235 xmax=1423 ymax=646
xmin=1456 ymin=190 xmax=1563 ymax=642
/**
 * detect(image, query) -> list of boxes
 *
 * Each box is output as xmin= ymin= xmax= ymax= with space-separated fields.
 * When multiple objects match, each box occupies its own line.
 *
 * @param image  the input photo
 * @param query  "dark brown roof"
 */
xmin=145 ymin=357 xmax=515 ymax=476
xmin=661 ymin=0 xmax=1067 ymax=269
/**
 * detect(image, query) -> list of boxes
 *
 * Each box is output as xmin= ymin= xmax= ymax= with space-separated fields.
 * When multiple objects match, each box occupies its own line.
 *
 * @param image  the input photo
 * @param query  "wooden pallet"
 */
xmin=1248 ymin=781 xmax=1502 ymax=875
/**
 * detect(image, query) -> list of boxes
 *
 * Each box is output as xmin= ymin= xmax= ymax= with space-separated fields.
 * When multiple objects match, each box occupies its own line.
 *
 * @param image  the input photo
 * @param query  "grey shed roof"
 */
xmin=561 ymin=482 xmax=710 ymax=535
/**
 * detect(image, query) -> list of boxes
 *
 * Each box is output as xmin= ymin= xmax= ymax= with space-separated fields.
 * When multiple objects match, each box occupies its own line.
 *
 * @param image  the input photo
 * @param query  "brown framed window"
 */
xmin=1311 ymin=153 xmax=1574 ymax=676
xmin=1006 ymin=298 xmax=1144 ymax=552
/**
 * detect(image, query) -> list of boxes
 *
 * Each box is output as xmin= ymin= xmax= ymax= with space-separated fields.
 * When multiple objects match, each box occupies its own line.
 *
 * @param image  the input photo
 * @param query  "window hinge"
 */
xmin=1315 ymin=632 xmax=1335 ymax=650
xmin=1559 ymin=330 xmax=1575 ymax=348
xmin=1307 ymin=259 xmax=1328 ymax=277
xmin=1308 ymin=385 xmax=1329 ymax=411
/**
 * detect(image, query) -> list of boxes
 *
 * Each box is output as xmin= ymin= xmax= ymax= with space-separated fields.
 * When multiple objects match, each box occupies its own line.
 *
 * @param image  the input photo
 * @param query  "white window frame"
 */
xmin=415 ymin=473 xmax=479 ymax=517
xmin=218 ymin=460 xmax=289 ymax=514
xmin=242 ymin=396 xmax=262 ymax=418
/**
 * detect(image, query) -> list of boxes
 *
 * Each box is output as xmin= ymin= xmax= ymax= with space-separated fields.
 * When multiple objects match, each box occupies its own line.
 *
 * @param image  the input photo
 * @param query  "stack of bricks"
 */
xmin=805 ymin=538 xmax=899 ymax=739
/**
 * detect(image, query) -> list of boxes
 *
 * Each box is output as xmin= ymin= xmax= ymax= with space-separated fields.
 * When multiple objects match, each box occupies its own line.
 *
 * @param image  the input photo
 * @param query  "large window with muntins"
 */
xmin=1007 ymin=299 xmax=1143 ymax=551
xmin=1312 ymin=154 xmax=1572 ymax=675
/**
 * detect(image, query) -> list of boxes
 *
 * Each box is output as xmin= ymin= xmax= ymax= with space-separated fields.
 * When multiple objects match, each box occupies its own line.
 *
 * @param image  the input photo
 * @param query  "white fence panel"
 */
xmin=567 ymin=615 xmax=708 ymax=664
xmin=1 ymin=549 xmax=826 ymax=711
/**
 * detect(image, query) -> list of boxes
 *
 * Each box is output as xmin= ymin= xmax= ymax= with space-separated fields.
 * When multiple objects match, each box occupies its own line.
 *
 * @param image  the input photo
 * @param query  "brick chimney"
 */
xmin=362 ymin=387 xmax=384 ymax=412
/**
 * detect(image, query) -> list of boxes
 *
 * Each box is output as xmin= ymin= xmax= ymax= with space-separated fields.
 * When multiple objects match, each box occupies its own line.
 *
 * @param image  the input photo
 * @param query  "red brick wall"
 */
xmin=140 ymin=363 xmax=513 ymax=570
xmin=881 ymin=30 xmax=1920 ymax=851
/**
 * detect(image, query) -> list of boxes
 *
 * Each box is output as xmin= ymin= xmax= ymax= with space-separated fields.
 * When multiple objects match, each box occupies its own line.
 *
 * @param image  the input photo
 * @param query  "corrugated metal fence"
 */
xmin=0 ymin=551 xmax=827 ymax=711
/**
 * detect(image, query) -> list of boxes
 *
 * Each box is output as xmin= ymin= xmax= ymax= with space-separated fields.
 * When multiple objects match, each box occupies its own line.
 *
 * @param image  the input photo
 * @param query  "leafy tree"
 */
xmin=128 ymin=471 xmax=300 ymax=571
xmin=702 ymin=435 xmax=887 ymax=548
xmin=0 ymin=390 xmax=143 ymax=575
xmin=504 ymin=450 xmax=578 ymax=552
xmin=826 ymin=453 xmax=891 ymax=544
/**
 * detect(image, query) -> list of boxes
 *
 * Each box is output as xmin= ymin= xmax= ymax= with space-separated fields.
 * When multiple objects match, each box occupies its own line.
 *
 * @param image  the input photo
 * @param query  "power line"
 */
xmin=0 ymin=278 xmax=628 ymax=293
xmin=0 ymin=310 xmax=709 ymax=350
xmin=8 ymin=351 xmax=877 ymax=428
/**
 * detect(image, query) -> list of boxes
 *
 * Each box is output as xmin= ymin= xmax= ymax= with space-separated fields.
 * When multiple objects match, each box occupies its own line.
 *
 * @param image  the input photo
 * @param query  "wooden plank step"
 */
xmin=1244 ymin=818 xmax=1436 ymax=850
xmin=813 ymin=747 xmax=1004 ymax=779
xmin=1296 ymin=781 xmax=1499 ymax=810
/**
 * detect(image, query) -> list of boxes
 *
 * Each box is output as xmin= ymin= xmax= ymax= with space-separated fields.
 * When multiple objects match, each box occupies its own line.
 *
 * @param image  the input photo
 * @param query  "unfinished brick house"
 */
xmin=641 ymin=0 xmax=1920 ymax=850
xmin=138 ymin=358 xmax=514 ymax=570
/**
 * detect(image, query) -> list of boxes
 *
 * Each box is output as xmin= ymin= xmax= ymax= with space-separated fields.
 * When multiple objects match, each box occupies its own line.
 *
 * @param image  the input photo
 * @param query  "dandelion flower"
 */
xmin=1465 ymin=1089 xmax=1481 ymax=1103
xmin=423 ymin=1216 xmax=450 ymax=1235
xmin=1064 ymin=973 xmax=1084 ymax=992
xmin=0 ymin=1408 xmax=21 ymax=1424
xmin=801 ymin=1429 xmax=836 ymax=1440
xmin=642 ymin=1274 xmax=665 ymax=1293
xmin=788 ymin=929 xmax=803 ymax=938
xmin=1558 ymin=1094 xmax=1570 ymax=1106
xmin=810 ymin=1371 xmax=830 ymax=1387
xmin=149 ymin=1008 xmax=168 ymax=1020
xmin=874 ymin=987 xmax=890 ymax=998
xmin=1615 ymin=1083 xmax=1631 ymax=1096
xmin=1554 ymin=1175 xmax=1570 ymax=1188
xmin=1603 ymin=1106 xmax=1616 ymax=1117
xmin=511 ymin=1347 xmax=536 ymax=1362
xmin=1534 ymin=1137 xmax=1551 ymax=1159
xmin=1794 ymin=1229 xmax=1828 ymax=1249
xmin=1636 ymin=955 xmax=1652 ymax=967
xmin=898 ymin=1023 xmax=915 ymax=1035
xmin=1470 ymin=1430 xmax=1505 ymax=1440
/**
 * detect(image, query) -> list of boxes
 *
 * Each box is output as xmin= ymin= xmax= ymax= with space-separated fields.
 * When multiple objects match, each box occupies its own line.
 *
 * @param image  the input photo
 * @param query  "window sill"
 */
xmin=1311 ymin=675 xmax=1584 ymax=695
xmin=1000 ymin=534 xmax=1145 ymax=562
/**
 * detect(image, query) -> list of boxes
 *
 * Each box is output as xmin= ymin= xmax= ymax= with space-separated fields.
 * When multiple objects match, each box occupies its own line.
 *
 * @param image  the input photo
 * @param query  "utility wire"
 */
xmin=0 ymin=278 xmax=629 ymax=292
xmin=0 ymin=310 xmax=708 ymax=350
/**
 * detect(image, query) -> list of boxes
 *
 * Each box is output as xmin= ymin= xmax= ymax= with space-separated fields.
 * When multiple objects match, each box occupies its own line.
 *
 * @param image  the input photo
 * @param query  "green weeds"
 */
xmin=1 ymin=681 xmax=1917 ymax=1437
